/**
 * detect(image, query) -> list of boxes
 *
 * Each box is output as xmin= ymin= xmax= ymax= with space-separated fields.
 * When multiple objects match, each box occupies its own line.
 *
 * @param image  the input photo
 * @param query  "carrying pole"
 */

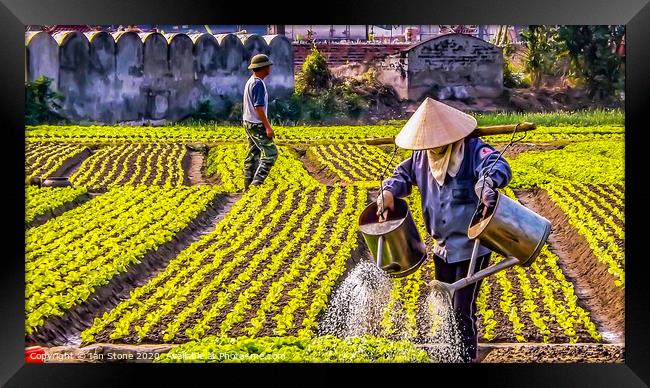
xmin=364 ymin=122 xmax=536 ymax=146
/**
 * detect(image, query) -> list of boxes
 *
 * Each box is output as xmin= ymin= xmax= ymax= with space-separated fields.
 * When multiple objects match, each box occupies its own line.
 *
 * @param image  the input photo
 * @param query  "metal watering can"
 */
xmin=358 ymin=190 xmax=551 ymax=299
xmin=358 ymin=197 xmax=428 ymax=278
xmin=358 ymin=124 xmax=551 ymax=300
xmin=430 ymin=191 xmax=551 ymax=300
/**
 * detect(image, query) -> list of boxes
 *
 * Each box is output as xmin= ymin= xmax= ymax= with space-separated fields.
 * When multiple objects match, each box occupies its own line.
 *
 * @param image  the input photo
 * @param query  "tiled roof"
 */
xmin=45 ymin=25 xmax=98 ymax=33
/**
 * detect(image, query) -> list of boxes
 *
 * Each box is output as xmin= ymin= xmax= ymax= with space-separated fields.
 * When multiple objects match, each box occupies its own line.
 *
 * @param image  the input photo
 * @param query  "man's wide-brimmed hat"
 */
xmin=395 ymin=97 xmax=477 ymax=150
xmin=248 ymin=53 xmax=273 ymax=70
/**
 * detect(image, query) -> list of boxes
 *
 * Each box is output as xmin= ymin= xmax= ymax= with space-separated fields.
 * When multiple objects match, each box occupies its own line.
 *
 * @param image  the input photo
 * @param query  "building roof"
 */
xmin=39 ymin=25 xmax=156 ymax=34
xmin=44 ymin=25 xmax=99 ymax=34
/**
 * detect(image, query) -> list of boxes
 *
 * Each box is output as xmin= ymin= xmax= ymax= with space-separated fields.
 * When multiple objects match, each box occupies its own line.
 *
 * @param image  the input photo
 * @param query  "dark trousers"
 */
xmin=433 ymin=253 xmax=491 ymax=363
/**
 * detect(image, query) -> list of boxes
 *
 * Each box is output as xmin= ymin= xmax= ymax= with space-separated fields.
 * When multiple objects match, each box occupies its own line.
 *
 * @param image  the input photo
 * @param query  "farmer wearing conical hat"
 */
xmin=377 ymin=97 xmax=512 ymax=363
xmin=243 ymin=53 xmax=277 ymax=190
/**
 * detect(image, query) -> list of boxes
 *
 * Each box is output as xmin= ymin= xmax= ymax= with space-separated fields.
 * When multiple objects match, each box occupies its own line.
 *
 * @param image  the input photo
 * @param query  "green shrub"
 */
xmin=295 ymin=45 xmax=331 ymax=95
xmin=183 ymin=100 xmax=218 ymax=123
xmin=268 ymin=95 xmax=303 ymax=124
xmin=503 ymin=57 xmax=530 ymax=88
xmin=25 ymin=76 xmax=65 ymax=125
xmin=269 ymin=85 xmax=368 ymax=125
xmin=338 ymin=81 xmax=368 ymax=119
xmin=225 ymin=101 xmax=243 ymax=122
xmin=306 ymin=90 xmax=339 ymax=121
xmin=520 ymin=26 xmax=553 ymax=88
xmin=181 ymin=99 xmax=243 ymax=124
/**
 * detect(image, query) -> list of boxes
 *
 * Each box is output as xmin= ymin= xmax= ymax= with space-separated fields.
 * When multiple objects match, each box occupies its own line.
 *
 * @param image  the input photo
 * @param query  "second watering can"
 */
xmin=430 ymin=190 xmax=552 ymax=300
xmin=467 ymin=191 xmax=551 ymax=266
xmin=358 ymin=197 xmax=427 ymax=278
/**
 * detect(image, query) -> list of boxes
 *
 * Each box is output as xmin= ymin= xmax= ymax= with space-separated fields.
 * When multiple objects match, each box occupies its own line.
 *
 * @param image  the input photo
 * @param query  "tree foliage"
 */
xmin=520 ymin=26 xmax=561 ymax=89
xmin=514 ymin=25 xmax=624 ymax=98
xmin=557 ymin=25 xmax=625 ymax=99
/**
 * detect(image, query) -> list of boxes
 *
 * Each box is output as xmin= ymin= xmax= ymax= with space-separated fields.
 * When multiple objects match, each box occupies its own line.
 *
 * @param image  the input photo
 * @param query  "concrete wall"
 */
xmin=86 ymin=32 xmax=116 ymax=122
xmin=25 ymin=32 xmax=59 ymax=90
xmin=112 ymin=32 xmax=145 ymax=122
xmin=264 ymin=35 xmax=294 ymax=98
xmin=25 ymin=31 xmax=294 ymax=123
xmin=405 ymin=34 xmax=503 ymax=101
xmin=190 ymin=33 xmax=223 ymax=113
xmin=215 ymin=33 xmax=248 ymax=102
xmin=375 ymin=55 xmax=409 ymax=100
xmin=166 ymin=33 xmax=195 ymax=121
xmin=54 ymin=31 xmax=91 ymax=121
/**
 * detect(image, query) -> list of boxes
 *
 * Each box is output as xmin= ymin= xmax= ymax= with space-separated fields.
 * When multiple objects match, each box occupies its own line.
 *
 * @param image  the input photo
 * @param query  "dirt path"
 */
xmin=52 ymin=147 xmax=94 ymax=178
xmin=492 ymin=141 xmax=566 ymax=158
xmin=293 ymin=146 xmax=340 ymax=186
xmin=516 ymin=188 xmax=624 ymax=343
xmin=41 ymin=341 xmax=624 ymax=363
xmin=479 ymin=343 xmax=624 ymax=363
xmin=186 ymin=150 xmax=206 ymax=185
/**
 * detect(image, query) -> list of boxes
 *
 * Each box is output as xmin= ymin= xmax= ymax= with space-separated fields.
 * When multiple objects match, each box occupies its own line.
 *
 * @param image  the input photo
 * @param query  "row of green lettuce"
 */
xmin=155 ymin=335 xmax=432 ymax=363
xmin=24 ymin=123 xmax=624 ymax=145
xmin=25 ymin=186 xmax=87 ymax=224
xmin=385 ymin=108 xmax=624 ymax=127
xmin=508 ymin=139 xmax=624 ymax=189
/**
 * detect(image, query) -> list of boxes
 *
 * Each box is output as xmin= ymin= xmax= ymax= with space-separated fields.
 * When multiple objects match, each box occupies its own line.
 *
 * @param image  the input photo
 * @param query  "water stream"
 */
xmin=318 ymin=261 xmax=392 ymax=337
xmin=319 ymin=260 xmax=465 ymax=362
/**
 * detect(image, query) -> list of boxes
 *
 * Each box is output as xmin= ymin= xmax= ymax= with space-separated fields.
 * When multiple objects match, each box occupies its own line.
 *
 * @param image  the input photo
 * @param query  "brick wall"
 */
xmin=293 ymin=43 xmax=410 ymax=70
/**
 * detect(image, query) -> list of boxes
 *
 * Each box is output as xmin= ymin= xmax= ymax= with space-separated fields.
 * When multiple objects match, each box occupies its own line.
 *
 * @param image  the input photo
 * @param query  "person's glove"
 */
xmin=475 ymin=176 xmax=497 ymax=208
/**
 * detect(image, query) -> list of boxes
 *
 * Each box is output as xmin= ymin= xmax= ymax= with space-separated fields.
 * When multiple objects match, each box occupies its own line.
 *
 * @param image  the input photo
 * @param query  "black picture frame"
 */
xmin=1 ymin=0 xmax=648 ymax=386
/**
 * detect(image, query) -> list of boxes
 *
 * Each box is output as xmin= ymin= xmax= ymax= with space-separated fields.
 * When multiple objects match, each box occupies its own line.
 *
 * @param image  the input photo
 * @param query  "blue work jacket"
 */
xmin=382 ymin=136 xmax=512 ymax=263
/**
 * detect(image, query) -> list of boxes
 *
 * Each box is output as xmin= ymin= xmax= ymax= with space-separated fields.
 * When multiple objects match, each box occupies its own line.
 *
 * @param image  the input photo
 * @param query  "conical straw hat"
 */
xmin=395 ymin=97 xmax=477 ymax=150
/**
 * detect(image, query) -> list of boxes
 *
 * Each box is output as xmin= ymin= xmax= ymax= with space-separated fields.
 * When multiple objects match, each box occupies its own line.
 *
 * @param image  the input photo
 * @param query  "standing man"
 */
xmin=243 ymin=53 xmax=277 ymax=190
xmin=377 ymin=97 xmax=512 ymax=363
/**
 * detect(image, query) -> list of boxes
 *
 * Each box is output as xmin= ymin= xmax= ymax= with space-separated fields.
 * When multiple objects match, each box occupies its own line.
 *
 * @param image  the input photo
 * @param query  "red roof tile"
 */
xmin=45 ymin=25 xmax=98 ymax=34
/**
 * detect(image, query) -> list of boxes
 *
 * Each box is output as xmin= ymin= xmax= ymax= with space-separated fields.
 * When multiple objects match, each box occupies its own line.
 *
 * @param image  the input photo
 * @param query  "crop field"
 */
xmin=306 ymin=144 xmax=401 ymax=186
xmin=369 ymin=188 xmax=602 ymax=344
xmin=544 ymin=183 xmax=624 ymax=287
xmin=80 ymin=183 xmax=365 ymax=344
xmin=25 ymin=185 xmax=223 ymax=337
xmin=69 ymin=143 xmax=188 ymax=191
xmin=24 ymin=119 xmax=625 ymax=363
xmin=204 ymin=144 xmax=319 ymax=191
xmin=25 ymin=186 xmax=88 ymax=226
xmin=508 ymin=140 xmax=624 ymax=188
xmin=25 ymin=123 xmax=624 ymax=144
xmin=25 ymin=142 xmax=90 ymax=182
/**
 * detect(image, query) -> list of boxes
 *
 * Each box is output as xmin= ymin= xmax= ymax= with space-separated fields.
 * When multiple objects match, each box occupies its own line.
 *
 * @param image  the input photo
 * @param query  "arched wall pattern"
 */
xmin=263 ymin=35 xmax=293 ymax=99
xmin=25 ymin=32 xmax=294 ymax=123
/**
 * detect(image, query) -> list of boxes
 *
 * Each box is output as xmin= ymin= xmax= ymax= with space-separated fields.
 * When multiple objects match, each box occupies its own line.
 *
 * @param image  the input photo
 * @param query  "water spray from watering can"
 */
xmin=358 ymin=120 xmax=552 ymax=300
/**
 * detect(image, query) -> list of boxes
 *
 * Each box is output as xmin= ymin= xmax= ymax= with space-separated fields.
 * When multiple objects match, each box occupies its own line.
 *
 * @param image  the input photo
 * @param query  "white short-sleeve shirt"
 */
xmin=243 ymin=75 xmax=268 ymax=123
